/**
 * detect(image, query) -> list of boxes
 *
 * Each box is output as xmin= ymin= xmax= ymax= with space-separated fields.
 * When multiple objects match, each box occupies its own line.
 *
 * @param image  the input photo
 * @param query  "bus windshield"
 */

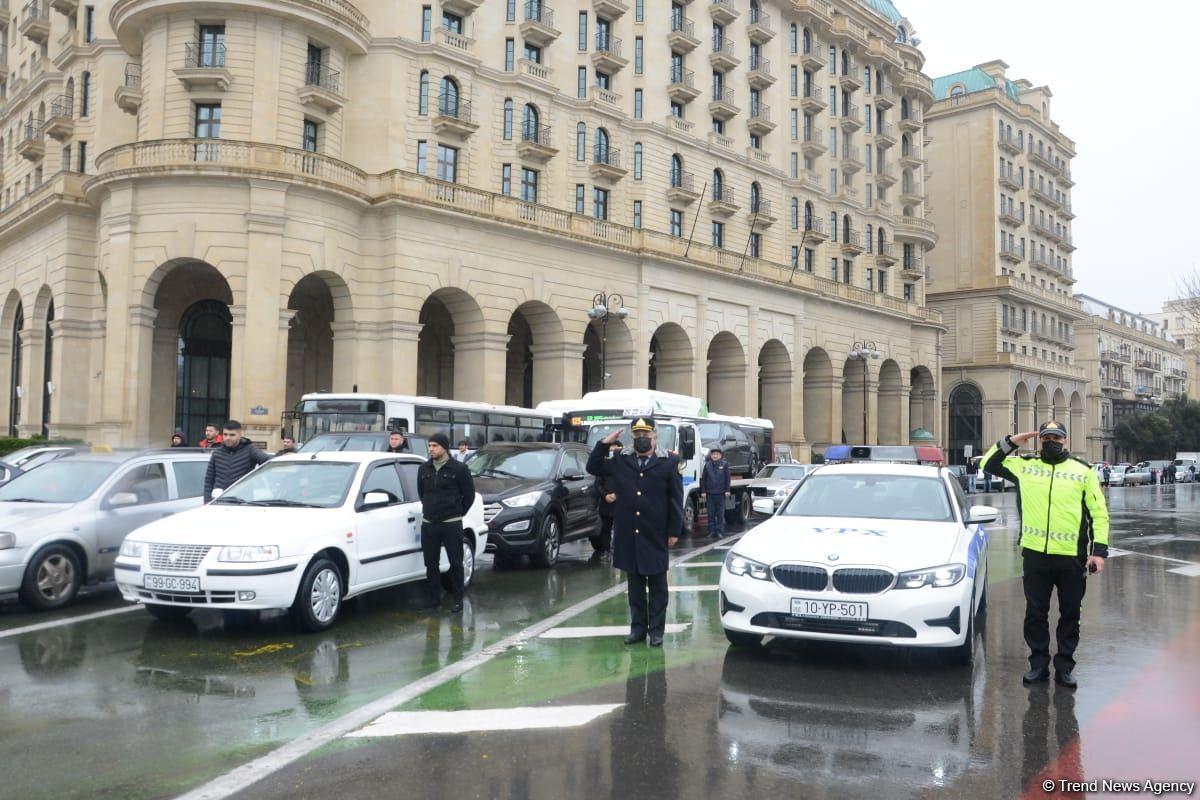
xmin=298 ymin=399 xmax=386 ymax=440
xmin=585 ymin=423 xmax=677 ymax=454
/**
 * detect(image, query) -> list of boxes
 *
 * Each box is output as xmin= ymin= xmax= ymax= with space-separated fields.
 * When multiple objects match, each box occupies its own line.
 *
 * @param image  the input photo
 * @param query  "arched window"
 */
xmin=750 ymin=182 xmax=762 ymax=213
xmin=841 ymin=50 xmax=849 ymax=76
xmin=842 ymin=214 xmax=851 ymax=242
xmin=64 ymin=77 xmax=75 ymax=109
xmin=503 ymin=98 xmax=513 ymax=140
xmin=176 ymin=300 xmax=232 ymax=445
xmin=634 ymin=141 xmax=643 ymax=179
xmin=901 ymin=134 xmax=911 ymax=156
xmin=900 ymin=97 xmax=910 ymax=119
xmin=902 ymin=170 xmax=913 ymax=193
xmin=576 ymin=122 xmax=586 ymax=160
xmin=789 ymin=23 xmax=798 ymax=54
xmin=830 ymin=211 xmax=838 ymax=242
xmin=790 ymin=197 xmax=799 ymax=230
xmin=949 ymin=84 xmax=965 ymax=100
xmin=896 ymin=25 xmax=908 ymax=44
xmin=749 ymin=0 xmax=760 ymax=22
xmin=670 ymin=154 xmax=683 ymax=187
xmin=8 ymin=301 xmax=22 ymax=436
xmin=418 ymin=71 xmax=430 ymax=115
xmin=523 ymin=103 xmax=539 ymax=140
xmin=865 ymin=223 xmax=873 ymax=252
xmin=878 ymin=226 xmax=886 ymax=253
xmin=594 ymin=127 xmax=610 ymax=162
xmin=712 ymin=168 xmax=725 ymax=200
xmin=802 ymin=27 xmax=812 ymax=54
xmin=804 ymin=200 xmax=814 ymax=231
xmin=439 ymin=76 xmax=459 ymax=116
xmin=41 ymin=299 xmax=53 ymax=438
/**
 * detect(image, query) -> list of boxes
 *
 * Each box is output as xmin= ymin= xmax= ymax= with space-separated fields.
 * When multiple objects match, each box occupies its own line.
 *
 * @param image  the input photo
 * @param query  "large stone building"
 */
xmin=1076 ymin=295 xmax=1188 ymax=463
xmin=923 ymin=60 xmax=1085 ymax=463
xmin=0 ymin=0 xmax=943 ymax=455
xmin=1147 ymin=298 xmax=1200 ymax=399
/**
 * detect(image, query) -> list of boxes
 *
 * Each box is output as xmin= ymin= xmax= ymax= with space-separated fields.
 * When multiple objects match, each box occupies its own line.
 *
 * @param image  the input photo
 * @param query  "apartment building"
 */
xmin=0 ymin=0 xmax=941 ymax=454
xmin=1076 ymin=295 xmax=1188 ymax=463
xmin=923 ymin=60 xmax=1085 ymax=463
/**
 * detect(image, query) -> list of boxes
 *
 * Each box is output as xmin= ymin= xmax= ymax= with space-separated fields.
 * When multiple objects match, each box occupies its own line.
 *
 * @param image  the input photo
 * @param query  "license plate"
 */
xmin=791 ymin=598 xmax=868 ymax=621
xmin=144 ymin=574 xmax=200 ymax=592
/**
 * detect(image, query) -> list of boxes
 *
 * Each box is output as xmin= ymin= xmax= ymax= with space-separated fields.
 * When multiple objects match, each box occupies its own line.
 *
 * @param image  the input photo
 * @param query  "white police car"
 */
xmin=719 ymin=461 xmax=994 ymax=664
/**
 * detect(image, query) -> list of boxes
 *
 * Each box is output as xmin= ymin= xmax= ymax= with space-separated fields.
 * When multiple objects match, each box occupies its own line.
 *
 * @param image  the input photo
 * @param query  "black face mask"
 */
xmin=633 ymin=437 xmax=653 ymax=454
xmin=1040 ymin=440 xmax=1065 ymax=460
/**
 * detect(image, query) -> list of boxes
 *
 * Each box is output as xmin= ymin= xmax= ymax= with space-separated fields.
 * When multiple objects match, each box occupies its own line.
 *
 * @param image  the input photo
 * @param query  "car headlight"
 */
xmin=773 ymin=487 xmax=790 ymax=498
xmin=724 ymin=551 xmax=771 ymax=581
xmin=502 ymin=491 xmax=544 ymax=508
xmin=119 ymin=540 xmax=144 ymax=558
xmin=895 ymin=563 xmax=966 ymax=589
xmin=219 ymin=545 xmax=280 ymax=563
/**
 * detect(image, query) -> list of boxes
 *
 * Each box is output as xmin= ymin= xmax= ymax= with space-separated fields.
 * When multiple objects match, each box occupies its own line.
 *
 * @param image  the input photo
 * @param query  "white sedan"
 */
xmin=720 ymin=463 xmax=994 ymax=664
xmin=114 ymin=453 xmax=487 ymax=631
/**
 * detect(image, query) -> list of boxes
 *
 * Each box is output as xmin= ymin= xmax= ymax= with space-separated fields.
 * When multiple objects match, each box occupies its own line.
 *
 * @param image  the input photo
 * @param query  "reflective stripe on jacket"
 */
xmin=981 ymin=437 xmax=1110 ymax=557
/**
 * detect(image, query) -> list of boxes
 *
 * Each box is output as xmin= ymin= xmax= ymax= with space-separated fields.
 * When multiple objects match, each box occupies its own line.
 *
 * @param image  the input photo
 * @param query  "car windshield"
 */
xmin=469 ymin=449 xmax=558 ymax=481
xmin=3 ymin=446 xmax=49 ymax=468
xmin=214 ymin=461 xmax=357 ymax=508
xmin=19 ymin=450 xmax=70 ymax=471
xmin=757 ymin=465 xmax=808 ymax=481
xmin=779 ymin=473 xmax=954 ymax=523
xmin=0 ymin=460 xmax=119 ymax=503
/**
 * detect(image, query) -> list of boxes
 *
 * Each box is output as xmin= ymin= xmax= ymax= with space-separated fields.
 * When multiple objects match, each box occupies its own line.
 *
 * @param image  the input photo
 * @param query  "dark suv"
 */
xmin=470 ymin=442 xmax=599 ymax=568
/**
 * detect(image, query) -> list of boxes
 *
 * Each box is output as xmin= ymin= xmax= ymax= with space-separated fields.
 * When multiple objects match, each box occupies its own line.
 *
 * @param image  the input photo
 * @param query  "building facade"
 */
xmin=0 ymin=0 xmax=942 ymax=456
xmin=923 ymin=60 xmax=1085 ymax=463
xmin=1076 ymin=295 xmax=1188 ymax=464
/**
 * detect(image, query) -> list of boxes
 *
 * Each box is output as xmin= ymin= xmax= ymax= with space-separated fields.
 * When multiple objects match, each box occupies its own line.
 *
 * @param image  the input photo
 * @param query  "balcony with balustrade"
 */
xmin=875 ymin=166 xmax=896 ymax=187
xmin=0 ymin=0 xmax=10 ymax=25
xmin=839 ymin=65 xmax=863 ymax=92
xmin=709 ymin=86 xmax=738 ymax=120
xmin=666 ymin=171 xmax=700 ymax=205
xmin=20 ymin=0 xmax=49 ymax=42
xmin=590 ymin=146 xmax=625 ymax=181
xmin=747 ymin=7 xmax=774 ymax=43
xmin=44 ymin=94 xmax=74 ymax=140
xmin=800 ymin=89 xmax=826 ymax=113
xmin=839 ymin=104 xmax=862 ymax=131
xmin=50 ymin=0 xmax=75 ymax=14
xmin=895 ymin=216 xmax=938 ymax=248
xmin=840 ymin=229 xmax=865 ymax=255
xmin=898 ymin=109 xmax=921 ymax=132
xmin=876 ymin=242 xmax=898 ymax=266
xmin=442 ymin=0 xmax=481 ymax=13
xmin=839 ymin=146 xmax=863 ymax=175
xmin=800 ymin=45 xmax=825 ymax=71
xmin=17 ymin=121 xmax=44 ymax=160
xmin=709 ymin=0 xmax=738 ymax=25
xmin=830 ymin=14 xmax=867 ymax=47
xmin=748 ymin=198 xmax=775 ymax=227
xmin=999 ymin=206 xmax=1023 ymax=227
xmin=115 ymin=62 xmax=142 ymax=113
xmin=747 ymin=103 xmax=774 ymax=135
xmin=901 ymin=252 xmax=924 ymax=279
xmin=998 ymin=167 xmax=1020 ymax=192
xmin=1059 ymin=199 xmax=1074 ymax=220
xmin=668 ymin=14 xmax=700 ymax=53
xmin=898 ymin=69 xmax=933 ymax=104
xmin=1101 ymin=350 xmax=1131 ymax=364
xmin=747 ymin=54 xmax=774 ymax=89
xmin=710 ymin=36 xmax=739 ymax=71
xmin=433 ymin=92 xmax=479 ymax=137
xmin=874 ymin=122 xmax=896 ymax=148
xmin=177 ymin=42 xmax=232 ymax=91
xmin=668 ymin=66 xmax=700 ymax=104
xmin=520 ymin=2 xmax=559 ymax=47
xmin=708 ymin=185 xmax=739 ymax=216
xmin=1029 ymin=184 xmax=1059 ymax=209
xmin=1029 ymin=147 xmax=1056 ymax=173
xmin=997 ymin=132 xmax=1021 ymax=155
xmin=298 ymin=61 xmax=346 ymax=113
xmin=592 ymin=33 xmax=627 ymax=72
xmin=801 ymin=128 xmax=826 ymax=158
xmin=517 ymin=122 xmax=556 ymax=161
xmin=801 ymin=216 xmax=827 ymax=243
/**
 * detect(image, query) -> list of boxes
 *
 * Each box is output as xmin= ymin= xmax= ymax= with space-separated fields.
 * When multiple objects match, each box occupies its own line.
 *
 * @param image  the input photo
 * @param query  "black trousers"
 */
xmin=596 ymin=514 xmax=613 ymax=552
xmin=1022 ymin=550 xmax=1088 ymax=673
xmin=423 ymin=520 xmax=465 ymax=603
xmin=627 ymin=571 xmax=669 ymax=637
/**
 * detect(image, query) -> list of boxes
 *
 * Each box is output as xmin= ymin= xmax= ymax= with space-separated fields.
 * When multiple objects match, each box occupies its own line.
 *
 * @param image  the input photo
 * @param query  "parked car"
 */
xmin=1123 ymin=463 xmax=1153 ymax=486
xmin=470 ymin=442 xmax=600 ymax=568
xmin=115 ymin=452 xmax=486 ymax=631
xmin=1 ymin=445 xmax=82 ymax=472
xmin=747 ymin=463 xmax=816 ymax=512
xmin=298 ymin=432 xmax=429 ymax=456
xmin=0 ymin=449 xmax=211 ymax=609
xmin=697 ymin=421 xmax=760 ymax=478
xmin=1106 ymin=464 xmax=1130 ymax=487
xmin=1174 ymin=459 xmax=1197 ymax=482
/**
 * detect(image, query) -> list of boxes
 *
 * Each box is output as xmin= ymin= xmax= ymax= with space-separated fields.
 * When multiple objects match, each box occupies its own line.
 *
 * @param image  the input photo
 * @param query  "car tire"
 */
xmin=19 ymin=544 xmax=83 ymax=611
xmin=144 ymin=604 xmax=193 ymax=622
xmin=442 ymin=535 xmax=476 ymax=591
xmin=683 ymin=495 xmax=698 ymax=535
xmin=724 ymin=628 xmax=763 ymax=649
xmin=290 ymin=557 xmax=343 ymax=633
xmin=950 ymin=607 xmax=975 ymax=666
xmin=530 ymin=514 xmax=561 ymax=568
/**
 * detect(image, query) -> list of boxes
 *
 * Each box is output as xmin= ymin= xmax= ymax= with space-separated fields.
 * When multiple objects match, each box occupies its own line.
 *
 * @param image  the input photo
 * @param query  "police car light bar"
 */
xmin=823 ymin=445 xmax=944 ymax=465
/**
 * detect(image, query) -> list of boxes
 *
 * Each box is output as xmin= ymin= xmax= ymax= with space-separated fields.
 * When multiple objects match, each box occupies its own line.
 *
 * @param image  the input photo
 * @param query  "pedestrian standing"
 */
xmin=453 ymin=440 xmax=474 ymax=463
xmin=1190 ymin=464 xmax=1196 ymax=483
xmin=1102 ymin=464 xmax=1111 ymax=488
xmin=702 ymin=448 xmax=732 ymax=540
xmin=592 ymin=439 xmax=623 ymax=555
xmin=1168 ymin=463 xmax=1177 ymax=484
xmin=416 ymin=433 xmax=475 ymax=613
xmin=386 ymin=430 xmax=410 ymax=453
xmin=275 ymin=436 xmax=298 ymax=455
xmin=966 ymin=457 xmax=978 ymax=494
xmin=981 ymin=421 xmax=1109 ymax=689
xmin=587 ymin=419 xmax=683 ymax=647
xmin=170 ymin=429 xmax=186 ymax=448
xmin=203 ymin=420 xmax=270 ymax=502
xmin=197 ymin=424 xmax=223 ymax=449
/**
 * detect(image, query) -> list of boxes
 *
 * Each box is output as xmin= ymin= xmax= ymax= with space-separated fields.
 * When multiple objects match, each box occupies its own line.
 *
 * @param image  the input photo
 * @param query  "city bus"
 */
xmin=285 ymin=393 xmax=555 ymax=448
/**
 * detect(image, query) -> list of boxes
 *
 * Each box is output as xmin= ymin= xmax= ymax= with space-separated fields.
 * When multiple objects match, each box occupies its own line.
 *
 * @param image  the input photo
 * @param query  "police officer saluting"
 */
xmin=981 ymin=421 xmax=1109 ymax=688
xmin=587 ymin=418 xmax=684 ymax=647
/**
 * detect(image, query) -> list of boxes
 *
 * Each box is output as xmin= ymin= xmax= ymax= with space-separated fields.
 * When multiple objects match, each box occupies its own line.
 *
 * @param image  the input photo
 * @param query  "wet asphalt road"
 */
xmin=2 ymin=485 xmax=1199 ymax=800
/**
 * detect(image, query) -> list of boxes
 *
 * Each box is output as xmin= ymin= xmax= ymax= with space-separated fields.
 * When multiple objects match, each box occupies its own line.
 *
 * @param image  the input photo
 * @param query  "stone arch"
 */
xmin=1069 ymin=390 xmax=1084 ymax=448
xmin=418 ymin=286 xmax=486 ymax=400
xmin=0 ymin=290 xmax=24 ymax=436
xmin=909 ymin=364 xmax=936 ymax=442
xmin=583 ymin=314 xmax=635 ymax=392
xmin=506 ymin=300 xmax=566 ymax=407
xmin=707 ymin=332 xmax=746 ymax=415
xmin=757 ymin=339 xmax=792 ymax=441
xmin=947 ymin=382 xmax=984 ymax=465
xmin=1014 ymin=380 xmax=1032 ymax=435
xmin=841 ymin=355 xmax=869 ymax=444
xmin=877 ymin=358 xmax=903 ymax=445
xmin=1052 ymin=387 xmax=1067 ymax=422
xmin=649 ymin=322 xmax=692 ymax=395
xmin=285 ymin=271 xmax=353 ymax=413
xmin=1033 ymin=384 xmax=1051 ymax=427
xmin=803 ymin=347 xmax=835 ymax=453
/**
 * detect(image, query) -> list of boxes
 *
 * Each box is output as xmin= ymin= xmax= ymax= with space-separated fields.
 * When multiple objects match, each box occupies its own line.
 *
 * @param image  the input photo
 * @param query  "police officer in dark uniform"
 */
xmin=587 ymin=418 xmax=684 ymax=647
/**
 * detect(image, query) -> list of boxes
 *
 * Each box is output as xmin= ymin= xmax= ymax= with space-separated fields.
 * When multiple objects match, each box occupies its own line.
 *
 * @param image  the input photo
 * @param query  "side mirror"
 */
xmin=967 ymin=505 xmax=998 ymax=524
xmin=210 ymin=487 xmax=224 ymax=499
xmin=108 ymin=492 xmax=139 ymax=508
xmin=752 ymin=498 xmax=776 ymax=516
xmin=679 ymin=427 xmax=696 ymax=461
xmin=361 ymin=491 xmax=393 ymax=509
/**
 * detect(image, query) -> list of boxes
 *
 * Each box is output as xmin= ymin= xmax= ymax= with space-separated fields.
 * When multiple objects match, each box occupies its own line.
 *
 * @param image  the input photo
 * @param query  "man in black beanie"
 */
xmin=417 ymin=432 xmax=476 ymax=612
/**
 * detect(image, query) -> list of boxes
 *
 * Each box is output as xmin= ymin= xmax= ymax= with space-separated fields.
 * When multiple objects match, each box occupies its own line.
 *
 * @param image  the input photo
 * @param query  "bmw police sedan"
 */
xmin=719 ymin=462 xmax=994 ymax=664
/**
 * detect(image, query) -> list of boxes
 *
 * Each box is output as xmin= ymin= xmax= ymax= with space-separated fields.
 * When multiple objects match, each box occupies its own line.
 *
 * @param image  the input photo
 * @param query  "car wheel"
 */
xmin=20 ymin=544 xmax=82 ymax=611
xmin=976 ymin=566 xmax=988 ymax=617
xmin=724 ymin=628 xmax=763 ymax=649
xmin=144 ymin=604 xmax=193 ymax=622
xmin=950 ymin=606 xmax=975 ymax=666
xmin=683 ymin=495 xmax=698 ymax=535
xmin=442 ymin=536 xmax=476 ymax=591
xmin=290 ymin=557 xmax=343 ymax=633
xmin=530 ymin=514 xmax=561 ymax=568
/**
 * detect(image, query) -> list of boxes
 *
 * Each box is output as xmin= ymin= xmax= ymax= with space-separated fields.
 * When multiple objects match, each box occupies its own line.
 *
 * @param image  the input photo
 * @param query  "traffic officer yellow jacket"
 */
xmin=981 ymin=437 xmax=1109 ymax=558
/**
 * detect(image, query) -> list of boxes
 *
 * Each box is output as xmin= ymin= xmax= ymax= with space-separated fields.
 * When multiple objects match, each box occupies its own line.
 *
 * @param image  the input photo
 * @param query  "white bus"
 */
xmin=287 ymin=393 xmax=555 ymax=449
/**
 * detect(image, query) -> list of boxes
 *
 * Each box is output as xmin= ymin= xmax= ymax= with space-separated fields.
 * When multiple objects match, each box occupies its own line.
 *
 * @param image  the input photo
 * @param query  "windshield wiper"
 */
xmin=246 ymin=499 xmax=323 ymax=508
xmin=476 ymin=468 xmax=522 ymax=479
xmin=3 ymin=497 xmax=48 ymax=503
xmin=213 ymin=496 xmax=248 ymax=505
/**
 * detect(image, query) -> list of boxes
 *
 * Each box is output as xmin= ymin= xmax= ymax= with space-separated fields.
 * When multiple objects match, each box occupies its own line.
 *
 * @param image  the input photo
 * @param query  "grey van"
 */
xmin=0 ymin=449 xmax=211 ymax=609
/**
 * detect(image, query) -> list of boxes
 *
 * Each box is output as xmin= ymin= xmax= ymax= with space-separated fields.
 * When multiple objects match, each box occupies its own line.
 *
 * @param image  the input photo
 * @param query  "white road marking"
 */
xmin=1167 ymin=565 xmax=1200 ymax=577
xmin=667 ymin=584 xmax=720 ymax=592
xmin=172 ymin=534 xmax=739 ymax=800
xmin=348 ymin=704 xmax=623 ymax=738
xmin=1108 ymin=547 xmax=1195 ymax=566
xmin=0 ymin=604 xmax=141 ymax=639
xmin=539 ymin=623 xmax=691 ymax=639
xmin=674 ymin=561 xmax=724 ymax=568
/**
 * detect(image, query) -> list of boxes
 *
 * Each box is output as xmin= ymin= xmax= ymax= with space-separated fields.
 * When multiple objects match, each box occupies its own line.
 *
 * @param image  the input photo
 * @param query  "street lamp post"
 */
xmin=587 ymin=292 xmax=629 ymax=390
xmin=848 ymin=340 xmax=882 ymax=443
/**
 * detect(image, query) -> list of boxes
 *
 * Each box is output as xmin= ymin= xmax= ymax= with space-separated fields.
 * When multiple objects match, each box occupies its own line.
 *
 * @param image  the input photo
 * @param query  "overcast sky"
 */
xmin=907 ymin=0 xmax=1200 ymax=315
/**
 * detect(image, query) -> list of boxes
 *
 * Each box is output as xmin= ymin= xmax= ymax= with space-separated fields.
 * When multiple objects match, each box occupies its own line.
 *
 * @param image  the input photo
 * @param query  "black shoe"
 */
xmin=450 ymin=601 xmax=464 ymax=613
xmin=1055 ymin=671 xmax=1078 ymax=689
xmin=648 ymin=634 xmax=664 ymax=647
xmin=623 ymin=633 xmax=646 ymax=645
xmin=1023 ymin=667 xmax=1051 ymax=684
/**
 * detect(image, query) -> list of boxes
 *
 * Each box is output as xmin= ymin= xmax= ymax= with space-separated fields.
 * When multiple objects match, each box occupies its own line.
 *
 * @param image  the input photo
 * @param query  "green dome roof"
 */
xmin=909 ymin=427 xmax=936 ymax=443
xmin=866 ymin=0 xmax=904 ymax=24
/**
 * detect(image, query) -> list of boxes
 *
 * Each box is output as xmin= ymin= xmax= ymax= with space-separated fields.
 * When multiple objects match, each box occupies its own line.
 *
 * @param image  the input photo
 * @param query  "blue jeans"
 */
xmin=707 ymin=492 xmax=726 ymax=537
xmin=967 ymin=475 xmax=977 ymax=493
